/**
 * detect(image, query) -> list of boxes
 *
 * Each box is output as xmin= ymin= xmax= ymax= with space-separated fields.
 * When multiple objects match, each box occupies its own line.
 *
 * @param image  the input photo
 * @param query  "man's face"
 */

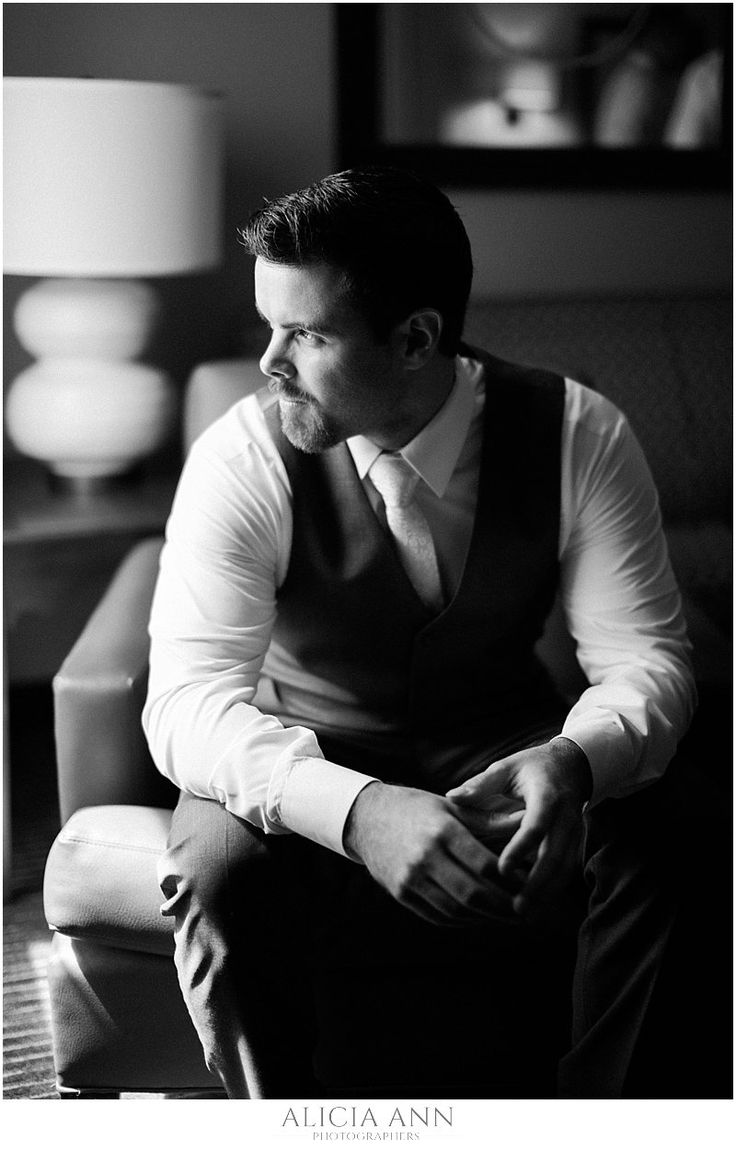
xmin=254 ymin=259 xmax=406 ymax=453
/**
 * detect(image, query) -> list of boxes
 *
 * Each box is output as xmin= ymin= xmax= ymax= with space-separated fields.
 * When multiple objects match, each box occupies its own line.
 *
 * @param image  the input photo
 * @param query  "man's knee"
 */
xmin=158 ymin=792 xmax=312 ymax=940
xmin=160 ymin=793 xmax=274 ymax=923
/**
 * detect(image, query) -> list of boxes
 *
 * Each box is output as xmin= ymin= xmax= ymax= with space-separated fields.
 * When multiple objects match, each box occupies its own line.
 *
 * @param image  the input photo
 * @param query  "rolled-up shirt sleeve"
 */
xmin=142 ymin=398 xmax=376 ymax=856
xmin=558 ymin=383 xmax=697 ymax=803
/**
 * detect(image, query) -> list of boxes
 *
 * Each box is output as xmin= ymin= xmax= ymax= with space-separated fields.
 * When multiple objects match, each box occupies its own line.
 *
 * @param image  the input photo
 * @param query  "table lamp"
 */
xmin=3 ymin=78 xmax=224 ymax=488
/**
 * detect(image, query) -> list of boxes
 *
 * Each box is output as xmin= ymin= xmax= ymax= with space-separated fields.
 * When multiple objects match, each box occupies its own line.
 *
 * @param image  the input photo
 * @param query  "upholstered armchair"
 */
xmin=43 ymin=537 xmax=217 ymax=1098
xmin=43 ymin=360 xmax=264 ymax=1098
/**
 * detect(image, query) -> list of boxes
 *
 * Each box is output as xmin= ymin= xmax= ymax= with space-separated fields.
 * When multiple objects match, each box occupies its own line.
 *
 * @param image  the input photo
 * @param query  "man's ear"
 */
xmin=399 ymin=309 xmax=444 ymax=368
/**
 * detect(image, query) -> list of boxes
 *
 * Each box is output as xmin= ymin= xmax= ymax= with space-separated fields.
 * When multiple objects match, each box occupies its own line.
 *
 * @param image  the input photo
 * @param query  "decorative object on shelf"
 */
xmin=4 ymin=77 xmax=224 ymax=489
xmin=337 ymin=4 xmax=730 ymax=189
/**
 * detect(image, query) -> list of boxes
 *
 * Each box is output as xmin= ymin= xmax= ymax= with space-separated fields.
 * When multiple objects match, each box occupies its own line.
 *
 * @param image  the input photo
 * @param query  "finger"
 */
xmin=463 ymin=824 xmax=523 ymax=857
xmin=513 ymin=835 xmax=554 ymax=915
xmin=452 ymin=805 xmax=524 ymax=840
xmin=445 ymin=760 xmax=511 ymax=805
xmin=518 ymin=820 xmax=581 ymax=910
xmin=443 ymin=827 xmax=520 ymax=910
xmin=433 ymin=871 xmax=517 ymax=925
xmin=398 ymin=853 xmax=512 ymax=926
xmin=387 ymin=820 xmax=515 ymax=923
xmin=414 ymin=871 xmax=516 ymax=927
xmin=446 ymin=866 xmax=517 ymax=919
xmin=399 ymin=885 xmax=460 ymax=927
xmin=497 ymin=785 xmax=552 ymax=877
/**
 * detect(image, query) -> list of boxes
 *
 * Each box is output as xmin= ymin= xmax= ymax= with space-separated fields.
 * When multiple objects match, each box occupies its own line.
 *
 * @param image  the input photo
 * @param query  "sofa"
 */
xmin=42 ymin=291 xmax=732 ymax=1097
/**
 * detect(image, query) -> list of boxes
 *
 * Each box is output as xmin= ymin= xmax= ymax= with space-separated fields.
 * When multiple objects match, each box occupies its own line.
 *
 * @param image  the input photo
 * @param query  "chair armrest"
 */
xmin=53 ymin=537 xmax=178 ymax=823
xmin=43 ymin=804 xmax=174 ymax=955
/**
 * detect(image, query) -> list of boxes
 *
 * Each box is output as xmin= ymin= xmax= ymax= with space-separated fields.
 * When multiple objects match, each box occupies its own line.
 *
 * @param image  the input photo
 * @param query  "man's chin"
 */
xmin=278 ymin=402 xmax=335 ymax=454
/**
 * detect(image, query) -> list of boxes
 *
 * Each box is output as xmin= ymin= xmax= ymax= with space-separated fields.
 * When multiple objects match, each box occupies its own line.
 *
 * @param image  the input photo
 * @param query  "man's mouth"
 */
xmin=268 ymin=381 xmax=309 ymax=405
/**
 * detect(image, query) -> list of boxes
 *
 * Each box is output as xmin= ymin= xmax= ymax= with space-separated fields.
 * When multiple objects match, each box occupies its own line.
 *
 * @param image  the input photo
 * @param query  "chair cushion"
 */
xmin=43 ymin=805 xmax=174 ymax=956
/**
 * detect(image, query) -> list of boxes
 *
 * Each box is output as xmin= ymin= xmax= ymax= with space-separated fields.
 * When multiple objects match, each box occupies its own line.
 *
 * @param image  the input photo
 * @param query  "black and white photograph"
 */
xmin=3 ymin=3 xmax=733 ymax=1146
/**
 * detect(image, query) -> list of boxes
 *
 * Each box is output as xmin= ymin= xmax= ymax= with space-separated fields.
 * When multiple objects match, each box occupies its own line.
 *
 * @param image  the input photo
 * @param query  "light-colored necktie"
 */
xmin=369 ymin=451 xmax=444 ymax=612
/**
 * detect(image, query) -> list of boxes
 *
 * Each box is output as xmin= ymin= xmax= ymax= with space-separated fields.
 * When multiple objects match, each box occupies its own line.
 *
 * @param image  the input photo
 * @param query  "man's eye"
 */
xmin=296 ymin=328 xmax=320 ymax=344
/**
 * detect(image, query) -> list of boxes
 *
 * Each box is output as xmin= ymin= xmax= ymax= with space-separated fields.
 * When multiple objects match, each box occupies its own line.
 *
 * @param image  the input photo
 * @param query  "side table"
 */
xmin=4 ymin=458 xmax=178 ymax=685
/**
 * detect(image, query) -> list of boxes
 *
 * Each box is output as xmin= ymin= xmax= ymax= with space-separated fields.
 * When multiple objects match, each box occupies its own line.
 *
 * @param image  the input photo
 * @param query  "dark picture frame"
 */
xmin=336 ymin=3 xmax=731 ymax=190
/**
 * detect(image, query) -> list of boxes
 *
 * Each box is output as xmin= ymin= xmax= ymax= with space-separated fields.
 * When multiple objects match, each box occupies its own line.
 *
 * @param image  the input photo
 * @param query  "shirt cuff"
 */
xmin=278 ymin=756 xmax=378 ymax=857
xmin=559 ymin=713 xmax=638 ymax=805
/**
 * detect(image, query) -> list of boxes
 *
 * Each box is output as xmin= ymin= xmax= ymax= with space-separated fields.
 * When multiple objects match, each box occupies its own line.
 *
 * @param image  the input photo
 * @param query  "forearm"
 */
xmin=144 ymin=673 xmax=376 ymax=852
xmin=144 ymin=672 xmax=315 ymax=829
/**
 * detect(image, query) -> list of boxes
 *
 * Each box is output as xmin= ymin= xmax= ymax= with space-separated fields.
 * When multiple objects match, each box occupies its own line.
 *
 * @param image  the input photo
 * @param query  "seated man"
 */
xmin=143 ymin=167 xmax=696 ymax=1099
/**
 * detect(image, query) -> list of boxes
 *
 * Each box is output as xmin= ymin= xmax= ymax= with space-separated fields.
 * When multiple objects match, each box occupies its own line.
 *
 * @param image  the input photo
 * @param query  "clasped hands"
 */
xmin=343 ymin=738 xmax=592 ymax=928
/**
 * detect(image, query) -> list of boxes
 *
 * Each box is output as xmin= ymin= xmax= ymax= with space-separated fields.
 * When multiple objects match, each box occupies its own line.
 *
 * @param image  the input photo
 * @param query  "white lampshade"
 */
xmin=3 ymin=77 xmax=225 ymax=487
xmin=4 ymin=77 xmax=223 ymax=275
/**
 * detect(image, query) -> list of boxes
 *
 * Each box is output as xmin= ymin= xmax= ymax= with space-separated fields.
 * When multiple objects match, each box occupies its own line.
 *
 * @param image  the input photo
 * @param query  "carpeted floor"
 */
xmin=4 ymin=685 xmax=61 ymax=1100
xmin=3 ymin=891 xmax=58 ymax=1099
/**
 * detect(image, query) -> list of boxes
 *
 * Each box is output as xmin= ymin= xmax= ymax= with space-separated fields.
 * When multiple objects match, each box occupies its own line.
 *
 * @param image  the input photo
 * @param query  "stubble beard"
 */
xmin=278 ymin=397 xmax=340 ymax=454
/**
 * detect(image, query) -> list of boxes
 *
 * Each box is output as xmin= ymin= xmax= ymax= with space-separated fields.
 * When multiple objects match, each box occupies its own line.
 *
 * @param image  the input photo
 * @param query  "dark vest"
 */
xmin=256 ymin=349 xmax=565 ymax=773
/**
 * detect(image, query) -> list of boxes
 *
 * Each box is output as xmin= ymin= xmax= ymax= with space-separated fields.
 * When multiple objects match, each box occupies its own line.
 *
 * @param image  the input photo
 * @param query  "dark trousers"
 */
xmin=158 ymin=738 xmax=699 ymax=1099
xmin=160 ymin=790 xmax=580 ymax=1098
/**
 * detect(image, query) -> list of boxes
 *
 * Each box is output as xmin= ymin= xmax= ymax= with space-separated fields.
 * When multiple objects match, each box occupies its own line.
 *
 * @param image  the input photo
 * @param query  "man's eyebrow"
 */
xmin=254 ymin=303 xmax=339 ymax=337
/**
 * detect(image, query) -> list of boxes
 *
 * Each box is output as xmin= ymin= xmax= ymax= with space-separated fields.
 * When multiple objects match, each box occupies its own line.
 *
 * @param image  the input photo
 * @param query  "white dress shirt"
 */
xmin=143 ymin=356 xmax=696 ymax=856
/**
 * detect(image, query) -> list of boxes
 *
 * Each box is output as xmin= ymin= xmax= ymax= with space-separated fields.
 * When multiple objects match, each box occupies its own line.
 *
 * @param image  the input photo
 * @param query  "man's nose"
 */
xmin=259 ymin=332 xmax=294 ymax=380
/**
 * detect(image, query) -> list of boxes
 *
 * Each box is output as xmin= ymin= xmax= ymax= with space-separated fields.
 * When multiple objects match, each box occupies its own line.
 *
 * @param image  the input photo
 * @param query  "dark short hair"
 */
xmin=238 ymin=167 xmax=473 ymax=356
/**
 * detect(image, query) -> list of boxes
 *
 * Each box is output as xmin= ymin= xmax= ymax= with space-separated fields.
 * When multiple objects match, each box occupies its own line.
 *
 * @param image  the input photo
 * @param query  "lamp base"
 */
xmin=46 ymin=467 xmax=145 ymax=498
xmin=6 ymin=278 xmax=176 ymax=481
xmin=6 ymin=358 xmax=176 ymax=482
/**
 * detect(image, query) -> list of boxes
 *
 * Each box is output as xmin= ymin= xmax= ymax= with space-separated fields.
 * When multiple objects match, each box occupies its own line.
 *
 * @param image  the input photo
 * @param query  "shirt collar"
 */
xmin=348 ymin=355 xmax=479 ymax=497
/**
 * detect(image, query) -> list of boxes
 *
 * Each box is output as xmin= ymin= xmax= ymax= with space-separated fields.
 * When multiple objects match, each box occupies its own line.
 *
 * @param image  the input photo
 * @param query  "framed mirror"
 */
xmin=336 ymin=3 xmax=731 ymax=189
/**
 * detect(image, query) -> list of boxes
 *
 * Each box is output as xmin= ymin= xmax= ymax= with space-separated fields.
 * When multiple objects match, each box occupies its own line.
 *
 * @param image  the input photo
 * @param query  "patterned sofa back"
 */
xmin=463 ymin=294 xmax=731 ymax=526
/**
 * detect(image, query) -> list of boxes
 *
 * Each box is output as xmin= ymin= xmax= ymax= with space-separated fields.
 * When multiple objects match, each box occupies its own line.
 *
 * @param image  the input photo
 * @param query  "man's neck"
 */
xmin=373 ymin=355 xmax=456 ymax=452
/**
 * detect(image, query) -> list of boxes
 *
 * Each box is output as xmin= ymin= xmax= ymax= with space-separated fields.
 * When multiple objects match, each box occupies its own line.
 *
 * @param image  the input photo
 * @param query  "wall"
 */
xmin=4 ymin=3 xmax=730 ymax=404
xmin=454 ymin=188 xmax=731 ymax=298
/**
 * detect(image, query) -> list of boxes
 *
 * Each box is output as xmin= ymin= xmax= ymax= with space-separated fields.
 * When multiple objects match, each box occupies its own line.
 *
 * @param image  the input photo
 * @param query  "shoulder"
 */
xmin=466 ymin=348 xmax=631 ymax=443
xmin=561 ymin=379 xmax=654 ymax=516
xmin=190 ymin=390 xmax=279 ymax=470
xmin=182 ymin=390 xmax=291 ymax=500
xmin=563 ymin=378 xmax=629 ymax=446
xmin=171 ymin=391 xmax=292 ymax=546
